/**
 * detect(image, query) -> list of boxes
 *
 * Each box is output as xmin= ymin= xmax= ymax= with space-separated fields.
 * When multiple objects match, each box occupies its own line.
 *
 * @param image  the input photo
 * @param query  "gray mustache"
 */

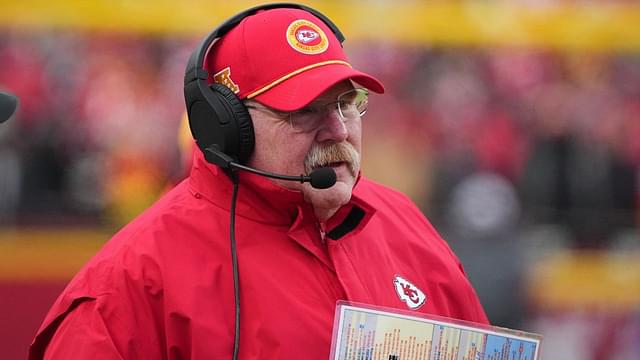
xmin=304 ymin=142 xmax=360 ymax=177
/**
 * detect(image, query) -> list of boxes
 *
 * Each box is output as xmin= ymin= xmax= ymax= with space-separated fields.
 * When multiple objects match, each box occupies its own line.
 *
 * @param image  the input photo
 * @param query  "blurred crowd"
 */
xmin=1 ymin=29 xmax=639 ymax=335
xmin=350 ymin=43 xmax=640 ymax=332
xmin=353 ymin=43 xmax=640 ymax=247
xmin=0 ymin=31 xmax=191 ymax=225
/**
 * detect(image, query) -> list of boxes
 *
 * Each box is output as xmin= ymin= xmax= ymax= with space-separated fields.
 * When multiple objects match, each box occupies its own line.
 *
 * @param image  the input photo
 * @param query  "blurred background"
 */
xmin=0 ymin=0 xmax=639 ymax=358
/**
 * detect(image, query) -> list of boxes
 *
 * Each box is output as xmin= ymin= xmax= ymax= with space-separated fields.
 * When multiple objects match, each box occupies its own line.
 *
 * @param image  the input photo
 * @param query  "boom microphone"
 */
xmin=207 ymin=142 xmax=336 ymax=360
xmin=204 ymin=144 xmax=336 ymax=360
xmin=307 ymin=167 xmax=337 ymax=189
xmin=205 ymin=146 xmax=337 ymax=189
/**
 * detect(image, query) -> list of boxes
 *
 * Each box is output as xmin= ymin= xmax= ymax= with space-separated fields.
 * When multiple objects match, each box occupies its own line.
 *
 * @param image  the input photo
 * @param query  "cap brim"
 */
xmin=251 ymin=63 xmax=384 ymax=112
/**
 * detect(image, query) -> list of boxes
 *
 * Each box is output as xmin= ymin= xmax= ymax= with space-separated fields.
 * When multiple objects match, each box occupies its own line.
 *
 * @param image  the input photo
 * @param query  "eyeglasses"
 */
xmin=245 ymin=88 xmax=369 ymax=133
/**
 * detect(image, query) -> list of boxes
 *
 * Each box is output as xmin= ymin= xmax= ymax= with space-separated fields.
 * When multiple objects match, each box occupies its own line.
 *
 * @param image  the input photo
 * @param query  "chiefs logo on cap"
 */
xmin=393 ymin=275 xmax=427 ymax=310
xmin=286 ymin=19 xmax=329 ymax=55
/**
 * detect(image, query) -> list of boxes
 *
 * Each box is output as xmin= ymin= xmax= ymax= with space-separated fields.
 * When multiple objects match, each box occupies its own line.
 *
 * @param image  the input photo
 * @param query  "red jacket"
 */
xmin=30 ymin=152 xmax=488 ymax=359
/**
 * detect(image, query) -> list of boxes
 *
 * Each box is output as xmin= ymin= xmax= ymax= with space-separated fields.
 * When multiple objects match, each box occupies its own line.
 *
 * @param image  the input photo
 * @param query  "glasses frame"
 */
xmin=245 ymin=88 xmax=369 ymax=133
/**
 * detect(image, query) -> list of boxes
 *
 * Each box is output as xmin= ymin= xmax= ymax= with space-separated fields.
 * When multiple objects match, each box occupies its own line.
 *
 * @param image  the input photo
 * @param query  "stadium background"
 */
xmin=0 ymin=0 xmax=639 ymax=358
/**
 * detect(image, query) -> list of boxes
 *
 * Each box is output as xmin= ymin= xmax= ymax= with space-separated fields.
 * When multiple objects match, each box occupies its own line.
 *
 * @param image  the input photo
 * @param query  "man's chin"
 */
xmin=303 ymin=180 xmax=354 ymax=214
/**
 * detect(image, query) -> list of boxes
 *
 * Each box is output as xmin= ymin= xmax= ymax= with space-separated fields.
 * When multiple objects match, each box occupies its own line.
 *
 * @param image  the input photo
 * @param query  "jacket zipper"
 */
xmin=318 ymin=221 xmax=327 ymax=244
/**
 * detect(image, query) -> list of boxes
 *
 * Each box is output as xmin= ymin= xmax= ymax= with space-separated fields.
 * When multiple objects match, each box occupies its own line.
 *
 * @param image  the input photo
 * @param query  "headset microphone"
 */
xmin=306 ymin=167 xmax=338 ymax=190
xmin=205 ymin=146 xmax=337 ymax=189
xmin=205 ymin=142 xmax=337 ymax=360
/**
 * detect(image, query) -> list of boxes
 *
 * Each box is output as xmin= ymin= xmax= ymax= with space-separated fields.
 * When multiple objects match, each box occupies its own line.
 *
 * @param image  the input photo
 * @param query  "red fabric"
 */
xmin=30 ymin=151 xmax=487 ymax=359
xmin=206 ymin=8 xmax=384 ymax=111
xmin=0 ymin=282 xmax=66 ymax=360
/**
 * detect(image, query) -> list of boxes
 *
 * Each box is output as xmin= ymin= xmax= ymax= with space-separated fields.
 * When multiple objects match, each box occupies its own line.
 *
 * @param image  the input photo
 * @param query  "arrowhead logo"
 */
xmin=393 ymin=275 xmax=427 ymax=310
xmin=286 ymin=19 xmax=329 ymax=55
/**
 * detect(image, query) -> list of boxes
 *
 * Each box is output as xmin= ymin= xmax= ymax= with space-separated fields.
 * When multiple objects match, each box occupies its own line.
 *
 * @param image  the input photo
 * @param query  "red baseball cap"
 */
xmin=205 ymin=8 xmax=384 ymax=112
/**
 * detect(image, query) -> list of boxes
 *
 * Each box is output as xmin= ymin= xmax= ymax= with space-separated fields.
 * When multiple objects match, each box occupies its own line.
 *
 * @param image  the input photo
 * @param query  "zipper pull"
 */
xmin=318 ymin=222 xmax=327 ymax=243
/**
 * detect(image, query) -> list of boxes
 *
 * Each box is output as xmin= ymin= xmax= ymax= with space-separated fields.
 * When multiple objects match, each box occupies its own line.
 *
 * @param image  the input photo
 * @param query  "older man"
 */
xmin=30 ymin=4 xmax=487 ymax=359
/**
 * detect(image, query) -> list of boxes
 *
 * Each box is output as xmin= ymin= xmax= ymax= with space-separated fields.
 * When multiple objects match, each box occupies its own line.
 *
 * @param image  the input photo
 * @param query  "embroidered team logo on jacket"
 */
xmin=393 ymin=275 xmax=427 ymax=310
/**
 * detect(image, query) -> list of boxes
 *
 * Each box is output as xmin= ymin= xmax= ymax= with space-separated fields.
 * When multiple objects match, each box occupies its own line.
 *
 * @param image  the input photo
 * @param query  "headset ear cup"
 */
xmin=210 ymin=83 xmax=255 ymax=164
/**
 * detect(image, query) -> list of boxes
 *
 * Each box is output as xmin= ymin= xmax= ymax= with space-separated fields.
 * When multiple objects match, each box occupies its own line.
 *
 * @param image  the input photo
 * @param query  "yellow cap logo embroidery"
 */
xmin=286 ymin=19 xmax=329 ymax=55
xmin=213 ymin=67 xmax=240 ymax=93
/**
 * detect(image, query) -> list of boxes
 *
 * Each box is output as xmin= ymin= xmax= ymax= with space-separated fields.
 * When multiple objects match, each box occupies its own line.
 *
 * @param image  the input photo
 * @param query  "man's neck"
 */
xmin=313 ymin=207 xmax=339 ymax=223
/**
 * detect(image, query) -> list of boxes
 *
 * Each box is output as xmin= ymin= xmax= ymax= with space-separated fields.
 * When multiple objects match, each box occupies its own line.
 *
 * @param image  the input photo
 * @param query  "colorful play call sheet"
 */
xmin=330 ymin=302 xmax=541 ymax=360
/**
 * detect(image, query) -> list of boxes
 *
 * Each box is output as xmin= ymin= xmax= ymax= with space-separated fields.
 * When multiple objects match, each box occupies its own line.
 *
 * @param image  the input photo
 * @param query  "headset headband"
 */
xmin=184 ymin=3 xmax=345 ymax=87
xmin=183 ymin=3 xmax=348 ymax=167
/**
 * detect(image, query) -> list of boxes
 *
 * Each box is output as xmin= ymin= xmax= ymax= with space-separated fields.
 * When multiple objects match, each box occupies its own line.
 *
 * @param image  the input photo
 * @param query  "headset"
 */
xmin=183 ymin=2 xmax=345 ymax=168
xmin=0 ymin=91 xmax=18 ymax=124
xmin=182 ymin=4 xmax=344 ymax=359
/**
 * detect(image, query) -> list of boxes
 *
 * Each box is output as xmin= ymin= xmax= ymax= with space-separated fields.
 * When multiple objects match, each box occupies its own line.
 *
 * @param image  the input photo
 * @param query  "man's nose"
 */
xmin=315 ymin=109 xmax=348 ymax=142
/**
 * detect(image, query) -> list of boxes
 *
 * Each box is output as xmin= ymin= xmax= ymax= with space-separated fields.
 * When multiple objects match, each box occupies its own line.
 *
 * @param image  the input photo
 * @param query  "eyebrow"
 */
xmin=244 ymin=87 xmax=357 ymax=112
xmin=307 ymin=88 xmax=357 ymax=107
xmin=245 ymin=102 xmax=290 ymax=118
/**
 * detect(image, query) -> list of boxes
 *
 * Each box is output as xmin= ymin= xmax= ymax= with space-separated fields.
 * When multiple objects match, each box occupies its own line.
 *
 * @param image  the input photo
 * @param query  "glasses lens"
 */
xmin=338 ymin=88 xmax=369 ymax=119
xmin=287 ymin=88 xmax=370 ymax=132
xmin=289 ymin=108 xmax=322 ymax=132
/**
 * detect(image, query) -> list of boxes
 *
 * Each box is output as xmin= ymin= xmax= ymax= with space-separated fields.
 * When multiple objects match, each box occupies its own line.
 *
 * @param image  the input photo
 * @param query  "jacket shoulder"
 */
xmin=354 ymin=176 xmax=462 ymax=265
xmin=355 ymin=177 xmax=427 ymax=222
xmin=30 ymin=181 xmax=227 ymax=356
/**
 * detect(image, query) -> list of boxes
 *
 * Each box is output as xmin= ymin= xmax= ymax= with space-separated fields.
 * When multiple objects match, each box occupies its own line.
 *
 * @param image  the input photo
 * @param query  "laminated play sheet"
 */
xmin=330 ymin=302 xmax=542 ymax=360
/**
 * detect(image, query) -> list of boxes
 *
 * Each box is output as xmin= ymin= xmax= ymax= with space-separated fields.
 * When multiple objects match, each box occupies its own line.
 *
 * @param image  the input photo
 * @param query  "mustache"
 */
xmin=304 ymin=142 xmax=360 ymax=177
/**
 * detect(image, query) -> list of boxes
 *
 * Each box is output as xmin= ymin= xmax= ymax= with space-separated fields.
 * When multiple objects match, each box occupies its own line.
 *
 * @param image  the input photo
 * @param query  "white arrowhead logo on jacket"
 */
xmin=393 ymin=275 xmax=427 ymax=310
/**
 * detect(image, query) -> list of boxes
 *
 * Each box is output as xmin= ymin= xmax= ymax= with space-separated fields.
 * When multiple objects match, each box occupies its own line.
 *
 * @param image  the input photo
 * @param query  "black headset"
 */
xmin=183 ymin=3 xmax=346 ymax=168
xmin=182 ymin=5 xmax=344 ymax=359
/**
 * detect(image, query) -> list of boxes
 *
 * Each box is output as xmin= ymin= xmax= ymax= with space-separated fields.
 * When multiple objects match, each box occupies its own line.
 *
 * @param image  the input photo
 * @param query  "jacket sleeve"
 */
xmin=30 ymin=269 xmax=166 ymax=359
xmin=41 ymin=299 xmax=125 ymax=360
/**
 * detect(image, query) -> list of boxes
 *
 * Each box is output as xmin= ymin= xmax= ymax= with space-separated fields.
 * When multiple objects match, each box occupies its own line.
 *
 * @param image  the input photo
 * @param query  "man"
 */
xmin=30 ymin=5 xmax=487 ymax=359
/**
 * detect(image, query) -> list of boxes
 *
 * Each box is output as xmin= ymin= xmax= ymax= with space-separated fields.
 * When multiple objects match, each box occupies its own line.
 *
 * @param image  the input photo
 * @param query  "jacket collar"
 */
xmin=189 ymin=150 xmax=306 ymax=226
xmin=188 ymin=150 xmax=375 ymax=233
